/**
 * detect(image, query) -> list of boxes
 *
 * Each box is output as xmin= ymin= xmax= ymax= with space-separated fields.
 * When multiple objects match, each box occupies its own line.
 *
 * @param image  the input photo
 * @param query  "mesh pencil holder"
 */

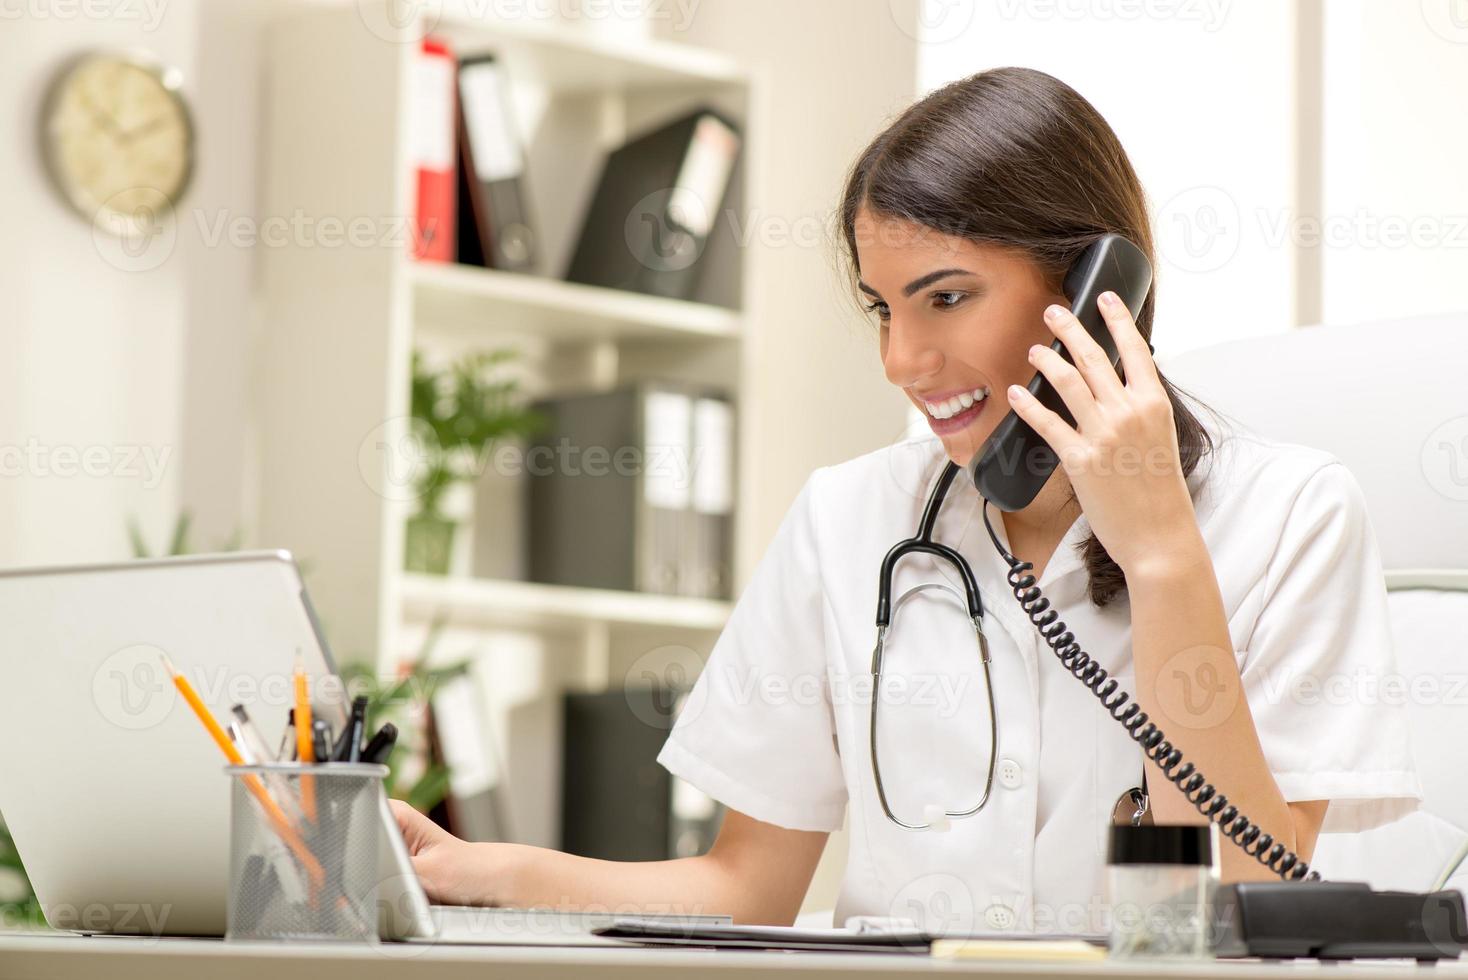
xmin=225 ymin=763 xmax=388 ymax=943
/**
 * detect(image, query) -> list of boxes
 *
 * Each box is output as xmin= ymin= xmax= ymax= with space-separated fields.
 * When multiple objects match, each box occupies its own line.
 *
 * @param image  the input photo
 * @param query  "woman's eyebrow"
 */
xmin=857 ymin=267 xmax=975 ymax=299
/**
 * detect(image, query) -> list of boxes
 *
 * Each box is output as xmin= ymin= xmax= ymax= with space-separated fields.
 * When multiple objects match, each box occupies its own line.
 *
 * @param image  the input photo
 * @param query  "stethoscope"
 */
xmin=869 ymin=459 xmax=998 ymax=832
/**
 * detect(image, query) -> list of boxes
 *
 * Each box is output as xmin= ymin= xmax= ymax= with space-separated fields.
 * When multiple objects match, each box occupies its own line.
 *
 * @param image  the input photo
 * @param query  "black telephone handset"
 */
xmin=970 ymin=233 xmax=1154 ymax=512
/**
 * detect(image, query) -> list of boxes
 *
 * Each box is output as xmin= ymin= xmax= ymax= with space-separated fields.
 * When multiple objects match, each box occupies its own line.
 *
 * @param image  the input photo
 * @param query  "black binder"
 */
xmin=565 ymin=108 xmax=741 ymax=300
xmin=561 ymin=690 xmax=720 ymax=862
xmin=456 ymin=54 xmax=536 ymax=271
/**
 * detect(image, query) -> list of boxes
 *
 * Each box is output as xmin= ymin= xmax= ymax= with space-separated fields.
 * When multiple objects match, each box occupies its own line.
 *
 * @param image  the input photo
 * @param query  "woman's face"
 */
xmin=854 ymin=206 xmax=1068 ymax=466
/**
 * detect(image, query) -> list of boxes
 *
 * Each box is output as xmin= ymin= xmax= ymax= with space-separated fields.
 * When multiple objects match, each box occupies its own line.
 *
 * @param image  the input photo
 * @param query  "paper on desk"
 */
xmin=930 ymin=938 xmax=1107 ymax=961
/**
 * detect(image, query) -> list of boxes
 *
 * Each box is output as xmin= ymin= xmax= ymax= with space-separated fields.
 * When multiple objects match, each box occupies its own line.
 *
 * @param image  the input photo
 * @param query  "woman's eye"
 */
xmin=863 ymin=301 xmax=890 ymax=320
xmin=932 ymin=291 xmax=965 ymax=309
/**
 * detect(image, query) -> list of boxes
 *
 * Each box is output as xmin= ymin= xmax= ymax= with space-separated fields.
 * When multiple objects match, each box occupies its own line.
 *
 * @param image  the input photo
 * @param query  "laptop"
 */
xmin=0 ymin=551 xmax=686 ymax=943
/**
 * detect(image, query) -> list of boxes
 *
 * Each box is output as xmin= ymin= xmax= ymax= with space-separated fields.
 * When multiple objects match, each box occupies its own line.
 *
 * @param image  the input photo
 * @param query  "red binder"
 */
xmin=410 ymin=38 xmax=456 ymax=263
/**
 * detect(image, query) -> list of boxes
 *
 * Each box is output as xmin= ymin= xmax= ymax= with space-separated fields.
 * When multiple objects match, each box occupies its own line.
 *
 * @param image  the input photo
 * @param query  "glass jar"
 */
xmin=1106 ymin=823 xmax=1217 ymax=959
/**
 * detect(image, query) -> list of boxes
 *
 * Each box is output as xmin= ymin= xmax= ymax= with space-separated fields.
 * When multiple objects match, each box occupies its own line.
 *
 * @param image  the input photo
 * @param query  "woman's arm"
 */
xmin=1126 ymin=535 xmax=1328 ymax=881
xmin=1008 ymin=292 xmax=1327 ymax=883
xmin=392 ymin=801 xmax=828 ymax=925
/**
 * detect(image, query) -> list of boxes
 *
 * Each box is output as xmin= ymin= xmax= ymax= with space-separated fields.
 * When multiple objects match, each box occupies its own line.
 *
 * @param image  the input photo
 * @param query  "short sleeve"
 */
xmin=1239 ymin=461 xmax=1422 ymax=832
xmin=656 ymin=471 xmax=848 ymax=832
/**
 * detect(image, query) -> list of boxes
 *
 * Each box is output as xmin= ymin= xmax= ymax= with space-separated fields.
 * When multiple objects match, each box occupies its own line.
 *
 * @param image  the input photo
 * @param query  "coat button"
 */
xmin=984 ymin=904 xmax=1016 ymax=930
xmin=998 ymin=758 xmax=1023 ymax=790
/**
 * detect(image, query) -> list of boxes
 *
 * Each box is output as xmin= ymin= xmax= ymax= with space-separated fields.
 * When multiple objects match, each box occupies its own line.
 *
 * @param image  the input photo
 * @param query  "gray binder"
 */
xmin=527 ymin=385 xmax=732 ymax=598
xmin=682 ymin=395 xmax=734 ymax=599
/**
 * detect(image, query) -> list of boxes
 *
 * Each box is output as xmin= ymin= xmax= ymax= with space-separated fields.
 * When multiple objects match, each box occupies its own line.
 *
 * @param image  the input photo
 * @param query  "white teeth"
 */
xmin=924 ymin=386 xmax=990 ymax=420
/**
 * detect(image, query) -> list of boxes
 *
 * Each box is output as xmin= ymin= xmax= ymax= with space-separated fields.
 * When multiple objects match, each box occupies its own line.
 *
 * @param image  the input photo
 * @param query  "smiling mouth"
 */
xmin=921 ymin=386 xmax=991 ymax=420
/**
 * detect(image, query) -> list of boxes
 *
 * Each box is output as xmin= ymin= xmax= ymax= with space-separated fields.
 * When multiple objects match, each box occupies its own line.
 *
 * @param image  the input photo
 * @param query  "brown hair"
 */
xmin=838 ymin=66 xmax=1214 ymax=607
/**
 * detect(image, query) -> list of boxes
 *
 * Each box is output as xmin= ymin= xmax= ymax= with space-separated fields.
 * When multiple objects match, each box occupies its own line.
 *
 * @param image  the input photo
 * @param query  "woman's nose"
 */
xmin=882 ymin=318 xmax=944 ymax=388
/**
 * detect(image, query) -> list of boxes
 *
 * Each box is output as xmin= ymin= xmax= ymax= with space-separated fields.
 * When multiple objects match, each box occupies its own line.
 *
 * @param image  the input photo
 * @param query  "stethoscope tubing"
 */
xmin=870 ymin=461 xmax=998 ymax=831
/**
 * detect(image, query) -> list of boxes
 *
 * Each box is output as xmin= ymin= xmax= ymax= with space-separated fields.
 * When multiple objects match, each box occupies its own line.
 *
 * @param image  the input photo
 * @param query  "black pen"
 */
xmin=334 ymin=695 xmax=369 ymax=762
xmin=360 ymin=722 xmax=398 ymax=765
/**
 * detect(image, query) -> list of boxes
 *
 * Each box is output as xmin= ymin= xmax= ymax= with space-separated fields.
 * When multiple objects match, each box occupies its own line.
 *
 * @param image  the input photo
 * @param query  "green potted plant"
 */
xmin=337 ymin=621 xmax=469 ymax=814
xmin=405 ymin=350 xmax=541 ymax=575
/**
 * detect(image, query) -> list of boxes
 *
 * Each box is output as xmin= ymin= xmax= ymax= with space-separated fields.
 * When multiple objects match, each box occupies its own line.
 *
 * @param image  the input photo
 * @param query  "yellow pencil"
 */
xmin=293 ymin=654 xmax=318 ymax=822
xmin=161 ymin=653 xmax=324 ymax=892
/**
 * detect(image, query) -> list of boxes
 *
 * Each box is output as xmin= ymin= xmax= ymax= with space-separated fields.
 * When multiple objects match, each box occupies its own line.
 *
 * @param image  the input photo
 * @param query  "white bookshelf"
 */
xmin=411 ymin=263 xmax=742 ymax=343
xmin=431 ymin=16 xmax=748 ymax=91
xmin=258 ymin=5 xmax=759 ymax=687
xmin=400 ymin=574 xmax=732 ymax=633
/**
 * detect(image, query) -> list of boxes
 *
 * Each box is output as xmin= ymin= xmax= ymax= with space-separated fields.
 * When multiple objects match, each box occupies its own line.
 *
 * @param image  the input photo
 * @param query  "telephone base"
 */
xmin=1213 ymin=881 xmax=1467 ymax=960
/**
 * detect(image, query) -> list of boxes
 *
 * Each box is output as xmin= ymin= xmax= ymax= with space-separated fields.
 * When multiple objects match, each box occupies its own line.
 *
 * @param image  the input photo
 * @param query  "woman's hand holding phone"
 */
xmin=1005 ymin=292 xmax=1205 ymax=579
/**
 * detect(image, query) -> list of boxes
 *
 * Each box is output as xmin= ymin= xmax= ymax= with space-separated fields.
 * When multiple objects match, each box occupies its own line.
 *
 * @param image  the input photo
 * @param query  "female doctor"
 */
xmin=394 ymin=67 xmax=1420 ymax=934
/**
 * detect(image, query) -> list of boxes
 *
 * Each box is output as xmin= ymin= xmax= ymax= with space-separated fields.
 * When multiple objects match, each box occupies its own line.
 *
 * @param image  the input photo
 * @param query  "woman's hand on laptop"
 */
xmin=393 ymin=799 xmax=830 ymax=922
xmin=391 ymin=799 xmax=505 ymax=906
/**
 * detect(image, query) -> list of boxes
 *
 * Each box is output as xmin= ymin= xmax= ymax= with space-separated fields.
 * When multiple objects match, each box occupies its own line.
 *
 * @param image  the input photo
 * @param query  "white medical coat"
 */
xmin=657 ymin=416 xmax=1421 ymax=935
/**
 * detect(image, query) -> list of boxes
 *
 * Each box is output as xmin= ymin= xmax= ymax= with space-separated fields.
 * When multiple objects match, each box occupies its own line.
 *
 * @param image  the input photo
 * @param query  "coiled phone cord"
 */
xmin=980 ymin=500 xmax=1319 ymax=882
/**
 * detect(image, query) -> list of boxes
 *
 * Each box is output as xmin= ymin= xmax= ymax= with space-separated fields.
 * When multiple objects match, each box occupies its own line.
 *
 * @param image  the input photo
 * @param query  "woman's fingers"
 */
xmin=1026 ymin=342 xmax=1100 ymax=435
xmin=390 ymin=797 xmax=449 ymax=857
xmin=1042 ymin=302 xmax=1126 ymax=404
xmin=1007 ymin=379 xmax=1080 ymax=457
xmin=1096 ymin=290 xmax=1162 ymax=391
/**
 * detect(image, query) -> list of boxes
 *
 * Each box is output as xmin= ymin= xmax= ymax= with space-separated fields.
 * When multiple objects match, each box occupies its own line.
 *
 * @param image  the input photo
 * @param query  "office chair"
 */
xmin=1161 ymin=312 xmax=1468 ymax=891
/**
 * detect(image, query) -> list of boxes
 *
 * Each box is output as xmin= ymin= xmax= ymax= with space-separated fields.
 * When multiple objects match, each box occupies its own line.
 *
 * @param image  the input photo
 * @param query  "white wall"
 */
xmin=1320 ymin=0 xmax=1468 ymax=324
xmin=914 ymin=1 xmax=1302 ymax=354
xmin=0 ymin=0 xmax=289 ymax=567
xmin=0 ymin=6 xmax=193 ymax=564
xmin=915 ymin=0 xmax=1468 ymax=345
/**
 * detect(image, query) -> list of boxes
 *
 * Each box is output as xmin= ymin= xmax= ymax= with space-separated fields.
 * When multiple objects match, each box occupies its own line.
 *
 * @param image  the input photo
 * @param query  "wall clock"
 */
xmin=40 ymin=52 xmax=195 ymax=238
